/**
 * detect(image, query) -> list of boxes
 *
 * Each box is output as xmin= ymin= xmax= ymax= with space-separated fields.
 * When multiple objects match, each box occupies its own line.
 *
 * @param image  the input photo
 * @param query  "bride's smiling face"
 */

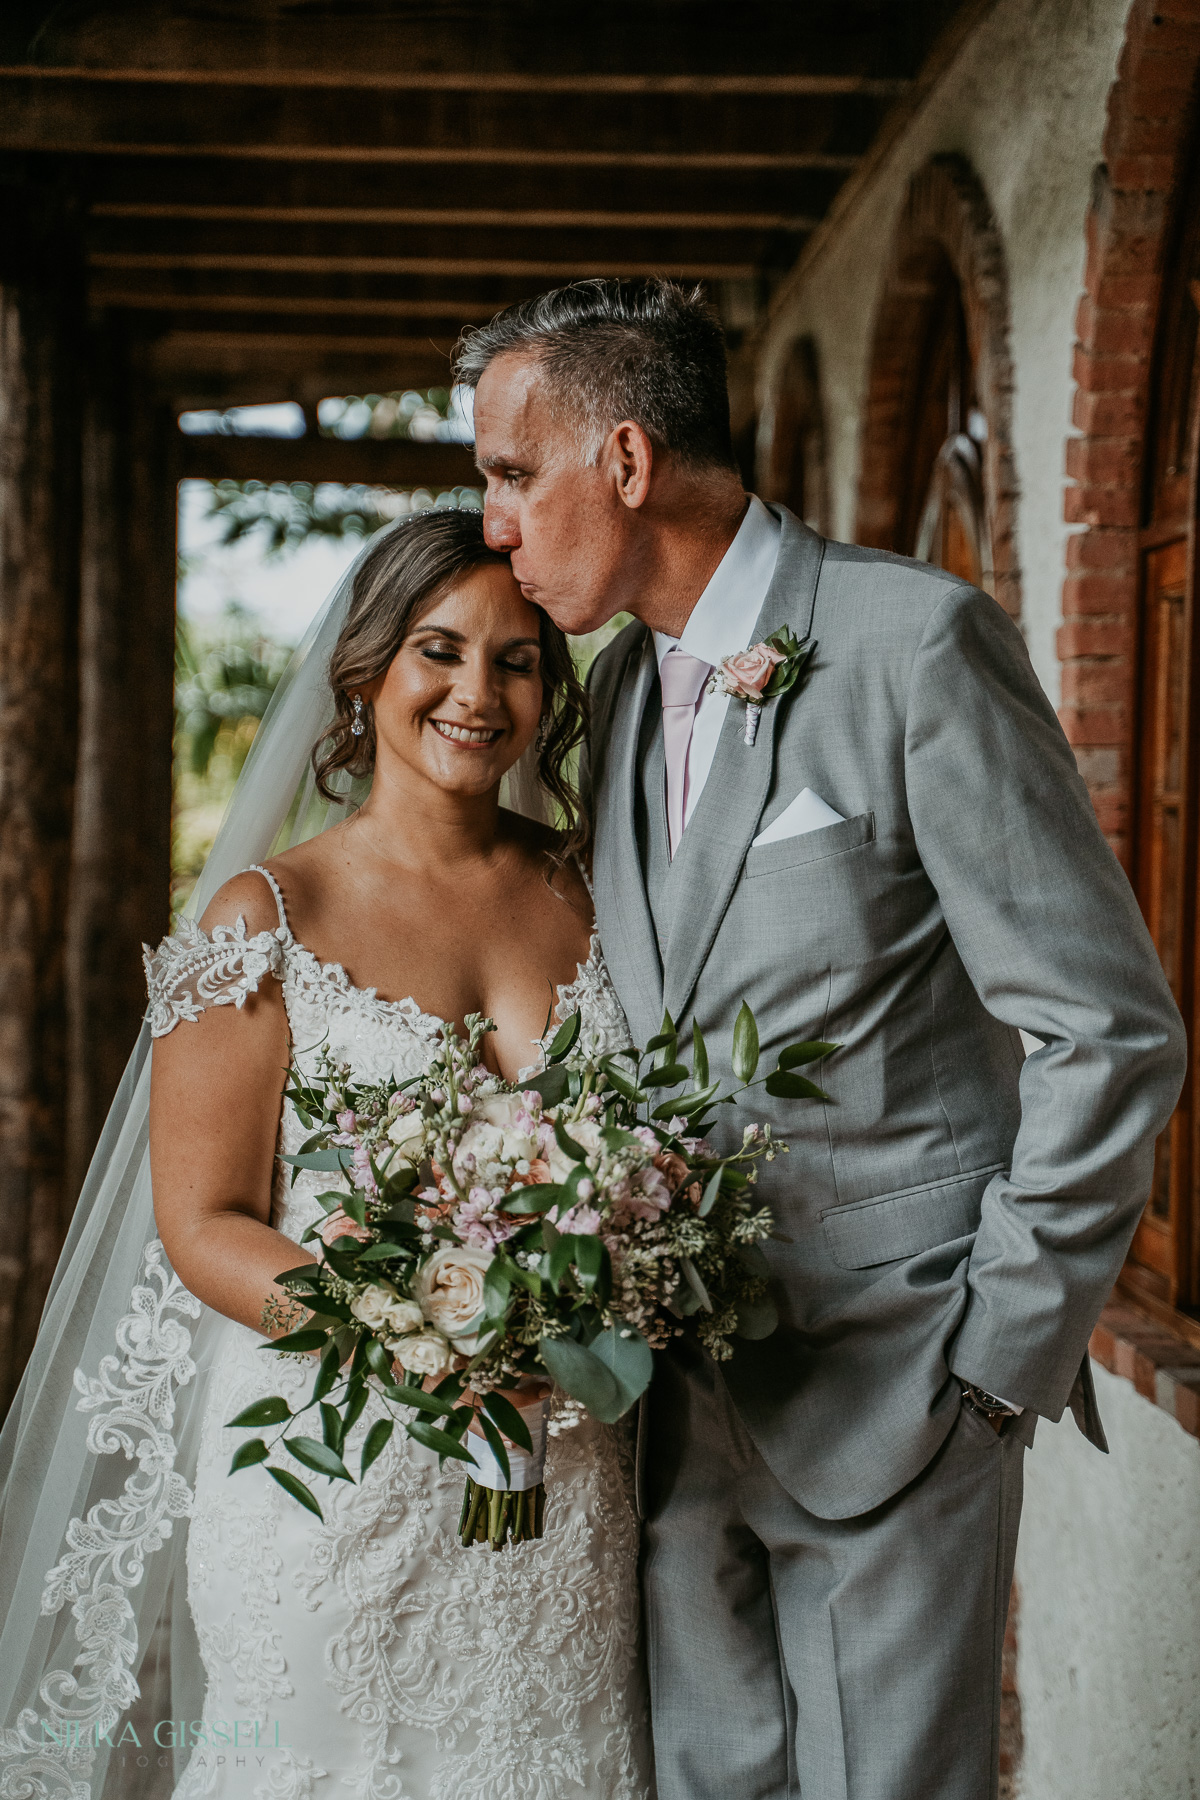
xmin=365 ymin=561 xmax=546 ymax=798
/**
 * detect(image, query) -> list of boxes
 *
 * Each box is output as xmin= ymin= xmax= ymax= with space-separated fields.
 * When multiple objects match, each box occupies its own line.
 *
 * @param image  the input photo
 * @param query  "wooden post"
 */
xmin=67 ymin=317 xmax=177 ymax=1200
xmin=0 ymin=179 xmax=83 ymax=1414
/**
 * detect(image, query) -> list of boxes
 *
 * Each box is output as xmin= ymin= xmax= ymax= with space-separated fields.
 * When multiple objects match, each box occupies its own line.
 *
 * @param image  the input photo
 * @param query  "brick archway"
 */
xmin=855 ymin=153 xmax=1020 ymax=619
xmin=1059 ymin=0 xmax=1200 ymax=865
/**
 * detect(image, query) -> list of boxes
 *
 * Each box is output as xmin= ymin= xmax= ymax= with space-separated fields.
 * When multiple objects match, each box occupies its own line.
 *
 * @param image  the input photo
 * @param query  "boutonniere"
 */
xmin=709 ymin=626 xmax=814 ymax=745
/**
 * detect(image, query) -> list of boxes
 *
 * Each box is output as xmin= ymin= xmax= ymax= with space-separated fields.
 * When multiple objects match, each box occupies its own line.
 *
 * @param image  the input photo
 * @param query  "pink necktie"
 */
xmin=660 ymin=648 xmax=712 ymax=858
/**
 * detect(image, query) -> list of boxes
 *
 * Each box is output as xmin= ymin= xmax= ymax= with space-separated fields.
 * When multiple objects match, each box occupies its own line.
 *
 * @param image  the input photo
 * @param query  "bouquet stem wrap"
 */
xmin=460 ymin=1391 xmax=548 ymax=1550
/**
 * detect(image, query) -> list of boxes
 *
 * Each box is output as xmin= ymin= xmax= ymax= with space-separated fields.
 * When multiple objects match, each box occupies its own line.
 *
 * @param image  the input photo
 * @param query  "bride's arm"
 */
xmin=149 ymin=873 xmax=318 ymax=1336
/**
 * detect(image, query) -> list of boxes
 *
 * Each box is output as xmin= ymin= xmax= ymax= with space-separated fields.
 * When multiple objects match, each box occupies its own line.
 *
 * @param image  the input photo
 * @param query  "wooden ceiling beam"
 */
xmin=2 ymin=63 xmax=911 ymax=96
xmin=179 ymin=435 xmax=479 ymax=487
xmin=92 ymin=251 xmax=763 ymax=280
xmin=76 ymin=154 xmax=857 ymax=216
xmin=87 ymin=220 xmax=810 ymax=272
xmin=0 ymin=74 xmax=886 ymax=163
xmin=26 ymin=0 xmax=928 ymax=85
xmin=92 ymin=202 xmax=822 ymax=233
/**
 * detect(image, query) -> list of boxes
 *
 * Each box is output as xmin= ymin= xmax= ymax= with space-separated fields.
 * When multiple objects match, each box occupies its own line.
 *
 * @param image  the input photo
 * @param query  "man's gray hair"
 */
xmin=452 ymin=278 xmax=736 ymax=470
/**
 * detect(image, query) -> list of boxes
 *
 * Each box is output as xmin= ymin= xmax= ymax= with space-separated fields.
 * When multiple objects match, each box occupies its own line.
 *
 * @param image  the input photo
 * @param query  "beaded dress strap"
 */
xmin=246 ymin=863 xmax=293 ymax=941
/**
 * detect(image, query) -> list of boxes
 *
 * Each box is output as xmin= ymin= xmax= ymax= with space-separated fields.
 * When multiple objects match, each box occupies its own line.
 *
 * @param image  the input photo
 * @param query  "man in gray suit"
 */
xmin=457 ymin=280 xmax=1186 ymax=1800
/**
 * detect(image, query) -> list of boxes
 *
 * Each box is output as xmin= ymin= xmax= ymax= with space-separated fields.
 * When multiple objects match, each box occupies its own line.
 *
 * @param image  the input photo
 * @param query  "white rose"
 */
xmin=545 ymin=1116 xmax=603 ymax=1185
xmin=381 ymin=1297 xmax=423 ymax=1336
xmin=454 ymin=1094 xmax=539 ymax=1176
xmin=392 ymin=1329 xmax=454 ymax=1378
xmin=387 ymin=1109 xmax=427 ymax=1161
xmin=414 ymin=1244 xmax=493 ymax=1349
xmin=350 ymin=1283 xmax=402 ymax=1331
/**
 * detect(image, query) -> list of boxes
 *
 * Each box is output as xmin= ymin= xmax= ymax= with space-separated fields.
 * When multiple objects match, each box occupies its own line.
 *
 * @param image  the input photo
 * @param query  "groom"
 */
xmin=455 ymin=279 xmax=1185 ymax=1799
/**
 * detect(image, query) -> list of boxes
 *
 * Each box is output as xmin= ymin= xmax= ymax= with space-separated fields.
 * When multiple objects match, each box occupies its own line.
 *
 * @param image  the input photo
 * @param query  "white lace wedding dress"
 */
xmin=144 ymin=866 xmax=652 ymax=1800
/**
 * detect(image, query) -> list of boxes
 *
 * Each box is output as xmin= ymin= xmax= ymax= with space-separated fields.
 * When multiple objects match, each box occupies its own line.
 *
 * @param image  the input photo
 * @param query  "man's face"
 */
xmin=474 ymin=352 xmax=636 ymax=635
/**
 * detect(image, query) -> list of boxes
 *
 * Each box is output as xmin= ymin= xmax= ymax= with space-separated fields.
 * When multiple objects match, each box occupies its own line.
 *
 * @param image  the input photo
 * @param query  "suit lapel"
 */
xmin=591 ymin=626 xmax=665 ymax=1046
xmin=662 ymin=513 xmax=826 ymax=1026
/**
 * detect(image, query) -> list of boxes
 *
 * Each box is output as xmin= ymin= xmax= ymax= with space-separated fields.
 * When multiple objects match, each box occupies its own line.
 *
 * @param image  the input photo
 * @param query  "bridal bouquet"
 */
xmin=227 ymin=1006 xmax=834 ymax=1549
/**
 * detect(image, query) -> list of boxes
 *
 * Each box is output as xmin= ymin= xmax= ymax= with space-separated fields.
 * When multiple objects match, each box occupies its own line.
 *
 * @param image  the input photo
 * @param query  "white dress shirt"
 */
xmin=652 ymin=494 xmax=782 ymax=833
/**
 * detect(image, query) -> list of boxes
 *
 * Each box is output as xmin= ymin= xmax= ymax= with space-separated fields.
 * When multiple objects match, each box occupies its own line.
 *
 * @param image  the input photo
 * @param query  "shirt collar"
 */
xmin=652 ymin=493 xmax=782 ymax=672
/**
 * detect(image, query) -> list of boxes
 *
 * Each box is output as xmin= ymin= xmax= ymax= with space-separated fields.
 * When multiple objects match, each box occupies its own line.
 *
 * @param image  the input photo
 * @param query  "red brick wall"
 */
xmin=1059 ymin=0 xmax=1200 ymax=865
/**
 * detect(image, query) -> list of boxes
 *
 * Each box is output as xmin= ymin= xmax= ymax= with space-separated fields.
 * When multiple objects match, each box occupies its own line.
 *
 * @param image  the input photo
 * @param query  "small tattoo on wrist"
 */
xmin=260 ymin=1293 xmax=311 ymax=1336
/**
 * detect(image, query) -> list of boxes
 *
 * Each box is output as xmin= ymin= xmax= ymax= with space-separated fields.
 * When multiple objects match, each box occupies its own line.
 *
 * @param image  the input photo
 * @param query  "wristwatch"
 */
xmin=959 ymin=1382 xmax=1019 ymax=1424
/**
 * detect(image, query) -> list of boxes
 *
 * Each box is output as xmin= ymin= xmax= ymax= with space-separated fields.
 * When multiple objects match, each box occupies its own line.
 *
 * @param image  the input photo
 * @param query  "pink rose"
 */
xmin=653 ymin=1150 xmax=689 ymax=1191
xmin=722 ymin=641 xmax=786 ymax=698
xmin=319 ymin=1206 xmax=372 ymax=1248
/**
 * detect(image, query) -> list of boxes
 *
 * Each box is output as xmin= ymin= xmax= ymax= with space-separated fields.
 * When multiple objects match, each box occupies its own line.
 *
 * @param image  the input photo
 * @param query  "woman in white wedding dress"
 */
xmin=144 ymin=510 xmax=652 ymax=1800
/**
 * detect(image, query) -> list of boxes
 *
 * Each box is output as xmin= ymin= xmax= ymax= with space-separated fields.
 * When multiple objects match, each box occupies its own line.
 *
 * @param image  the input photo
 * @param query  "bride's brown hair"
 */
xmin=313 ymin=508 xmax=589 ymax=856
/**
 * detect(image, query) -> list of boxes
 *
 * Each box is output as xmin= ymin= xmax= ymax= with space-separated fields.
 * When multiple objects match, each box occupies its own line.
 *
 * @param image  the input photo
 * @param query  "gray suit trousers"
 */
xmin=642 ymin=1336 xmax=1031 ymax=1800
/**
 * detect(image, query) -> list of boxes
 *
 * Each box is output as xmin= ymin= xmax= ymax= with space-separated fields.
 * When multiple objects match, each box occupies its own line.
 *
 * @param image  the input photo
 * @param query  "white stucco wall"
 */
xmin=1016 ymin=1363 xmax=1200 ymax=1800
xmin=756 ymin=0 xmax=1131 ymax=705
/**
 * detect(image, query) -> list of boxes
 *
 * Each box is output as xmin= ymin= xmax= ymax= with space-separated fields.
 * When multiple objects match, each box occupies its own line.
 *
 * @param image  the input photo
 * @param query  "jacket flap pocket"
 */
xmin=743 ymin=811 xmax=875 ymax=878
xmin=821 ymin=1166 xmax=1003 ymax=1269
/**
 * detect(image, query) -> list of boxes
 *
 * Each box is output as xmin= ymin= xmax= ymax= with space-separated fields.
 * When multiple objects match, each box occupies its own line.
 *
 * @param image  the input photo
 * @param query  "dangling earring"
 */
xmin=350 ymin=694 xmax=365 ymax=739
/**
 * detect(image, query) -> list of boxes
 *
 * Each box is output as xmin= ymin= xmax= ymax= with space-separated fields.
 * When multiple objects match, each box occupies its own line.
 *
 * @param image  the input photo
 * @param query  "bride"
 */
xmin=0 ymin=509 xmax=652 ymax=1800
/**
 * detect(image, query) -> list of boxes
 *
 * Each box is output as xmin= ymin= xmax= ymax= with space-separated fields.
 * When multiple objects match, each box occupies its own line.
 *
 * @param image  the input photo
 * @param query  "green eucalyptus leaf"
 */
xmin=598 ymin=1057 xmax=640 ymax=1101
xmin=287 ymin=1435 xmax=354 ymax=1483
xmin=275 ymin=1262 xmax=325 ymax=1287
xmin=380 ymin=1384 xmax=460 ymax=1420
xmin=553 ymin=1116 xmax=590 ymax=1164
xmin=500 ymin=1182 xmax=563 ymax=1215
xmin=343 ymin=1378 xmax=370 ymax=1434
xmin=698 ymin=1166 xmax=724 ymax=1217
xmin=319 ymin=1401 xmax=345 ymax=1454
xmin=227 ymin=1395 xmax=291 ymax=1429
xmin=407 ymin=1419 xmax=476 ymax=1463
xmin=734 ymin=1292 xmax=779 ymax=1340
xmin=537 ymin=1335 xmax=623 ymax=1422
xmin=680 ymin=1256 xmax=713 ymax=1313
xmin=691 ymin=1020 xmax=709 ymax=1088
xmin=572 ymin=1234 xmax=607 ymax=1294
xmin=279 ymin=1148 xmax=350 ymax=1172
xmin=522 ymin=1064 xmax=570 ymax=1106
xmin=228 ymin=1438 xmax=269 ymax=1473
xmin=357 ymin=1240 xmax=402 ymax=1261
xmin=588 ymin=1322 xmax=653 ymax=1413
xmin=644 ymin=1031 xmax=677 ymax=1053
xmin=764 ymin=1071 xmax=830 ymax=1101
xmin=778 ymin=1040 xmax=839 ymax=1068
xmin=481 ymin=1389 xmax=534 ymax=1453
xmin=264 ymin=1326 xmax=329 ymax=1355
xmin=364 ymin=1337 xmax=394 ymax=1381
xmin=641 ymin=1062 xmax=689 ymax=1089
xmin=341 ymin=1190 xmax=367 ymax=1228
xmin=360 ymin=1417 xmax=394 ymax=1477
xmin=477 ymin=1413 xmax=511 ymax=1486
xmin=731 ymin=1002 xmax=760 ymax=1083
xmin=313 ymin=1339 xmax=340 ymax=1401
xmin=267 ymin=1465 xmax=324 ymax=1519
xmin=546 ymin=1010 xmax=582 ymax=1063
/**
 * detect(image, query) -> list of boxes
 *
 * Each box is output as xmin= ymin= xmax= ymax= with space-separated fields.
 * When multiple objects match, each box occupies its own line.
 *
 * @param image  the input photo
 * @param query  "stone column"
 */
xmin=0 ymin=179 xmax=84 ymax=1414
xmin=67 ymin=317 xmax=177 ymax=1200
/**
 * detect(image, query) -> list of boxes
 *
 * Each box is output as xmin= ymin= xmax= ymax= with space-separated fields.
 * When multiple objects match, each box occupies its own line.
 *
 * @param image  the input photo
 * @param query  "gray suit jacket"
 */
xmin=586 ymin=508 xmax=1186 ymax=1520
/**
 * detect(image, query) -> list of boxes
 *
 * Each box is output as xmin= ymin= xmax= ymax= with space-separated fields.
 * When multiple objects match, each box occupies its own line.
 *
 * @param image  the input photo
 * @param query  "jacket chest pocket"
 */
xmin=742 ymin=811 xmax=876 ymax=879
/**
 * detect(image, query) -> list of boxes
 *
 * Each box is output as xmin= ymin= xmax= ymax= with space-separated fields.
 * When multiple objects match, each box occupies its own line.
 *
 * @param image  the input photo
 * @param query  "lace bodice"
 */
xmin=143 ymin=865 xmax=633 ymax=1245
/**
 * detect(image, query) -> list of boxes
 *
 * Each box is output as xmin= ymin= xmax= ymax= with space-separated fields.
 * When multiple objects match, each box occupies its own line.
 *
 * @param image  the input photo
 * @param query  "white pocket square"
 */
xmin=752 ymin=787 xmax=846 ymax=847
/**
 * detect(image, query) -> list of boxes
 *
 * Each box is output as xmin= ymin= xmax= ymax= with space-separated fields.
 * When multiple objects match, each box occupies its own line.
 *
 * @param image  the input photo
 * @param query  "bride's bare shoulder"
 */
xmin=196 ymin=866 xmax=286 ymax=939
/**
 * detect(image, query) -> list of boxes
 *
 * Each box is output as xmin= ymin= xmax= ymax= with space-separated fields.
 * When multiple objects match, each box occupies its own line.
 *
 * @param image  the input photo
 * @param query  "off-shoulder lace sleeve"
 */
xmin=143 ymin=914 xmax=289 ymax=1037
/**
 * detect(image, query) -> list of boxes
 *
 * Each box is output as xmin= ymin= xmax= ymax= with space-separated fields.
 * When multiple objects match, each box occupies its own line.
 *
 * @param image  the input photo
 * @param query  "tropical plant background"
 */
xmin=173 ymin=477 xmax=626 ymax=917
